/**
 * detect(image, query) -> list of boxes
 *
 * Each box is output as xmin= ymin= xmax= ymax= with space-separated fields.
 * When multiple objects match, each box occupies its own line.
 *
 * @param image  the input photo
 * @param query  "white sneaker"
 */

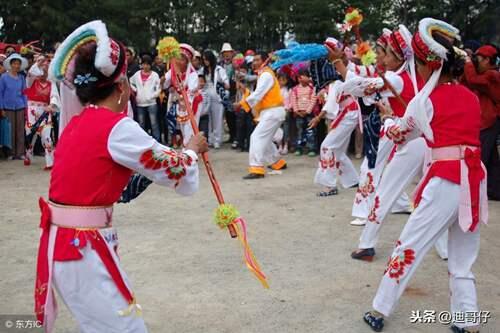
xmin=214 ymin=143 xmax=221 ymax=149
xmin=350 ymin=218 xmax=367 ymax=226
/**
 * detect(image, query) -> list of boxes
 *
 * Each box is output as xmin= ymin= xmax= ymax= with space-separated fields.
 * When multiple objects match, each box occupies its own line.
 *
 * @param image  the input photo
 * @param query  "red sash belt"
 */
xmin=413 ymin=146 xmax=488 ymax=232
xmin=35 ymin=198 xmax=136 ymax=333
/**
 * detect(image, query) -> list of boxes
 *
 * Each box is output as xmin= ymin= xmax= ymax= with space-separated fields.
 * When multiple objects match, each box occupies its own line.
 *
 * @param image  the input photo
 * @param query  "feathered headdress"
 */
xmin=405 ymin=18 xmax=460 ymax=142
xmin=48 ymin=20 xmax=127 ymax=135
xmin=49 ymin=20 xmax=126 ymax=88
xmin=411 ymin=18 xmax=460 ymax=70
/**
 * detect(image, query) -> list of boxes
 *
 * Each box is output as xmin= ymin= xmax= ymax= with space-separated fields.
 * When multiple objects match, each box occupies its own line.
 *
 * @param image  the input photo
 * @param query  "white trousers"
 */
xmin=359 ymin=138 xmax=426 ymax=248
xmin=314 ymin=112 xmax=359 ymax=188
xmin=249 ymin=107 xmax=286 ymax=167
xmin=352 ymin=136 xmax=409 ymax=219
xmin=372 ymin=178 xmax=480 ymax=330
xmin=53 ymin=228 xmax=148 ymax=333
xmin=207 ymin=90 xmax=224 ymax=146
xmin=359 ymin=138 xmax=448 ymax=257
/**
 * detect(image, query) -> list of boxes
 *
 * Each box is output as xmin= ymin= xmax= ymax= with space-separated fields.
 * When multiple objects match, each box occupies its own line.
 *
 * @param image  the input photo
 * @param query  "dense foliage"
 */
xmin=1 ymin=0 xmax=498 ymax=52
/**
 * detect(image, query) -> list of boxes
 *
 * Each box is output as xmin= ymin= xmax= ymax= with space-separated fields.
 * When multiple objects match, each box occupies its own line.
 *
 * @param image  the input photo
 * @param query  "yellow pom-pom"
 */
xmin=214 ymin=204 xmax=240 ymax=229
xmin=361 ymin=49 xmax=377 ymax=66
xmin=156 ymin=37 xmax=181 ymax=62
xmin=345 ymin=7 xmax=363 ymax=27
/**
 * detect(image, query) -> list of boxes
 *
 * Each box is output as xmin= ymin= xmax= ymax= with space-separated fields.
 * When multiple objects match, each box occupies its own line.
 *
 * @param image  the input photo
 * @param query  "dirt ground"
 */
xmin=1 ymin=149 xmax=499 ymax=333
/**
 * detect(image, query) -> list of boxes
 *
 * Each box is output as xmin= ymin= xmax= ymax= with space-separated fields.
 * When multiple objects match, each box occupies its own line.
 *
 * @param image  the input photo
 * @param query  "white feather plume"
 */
xmin=418 ymin=18 xmax=460 ymax=60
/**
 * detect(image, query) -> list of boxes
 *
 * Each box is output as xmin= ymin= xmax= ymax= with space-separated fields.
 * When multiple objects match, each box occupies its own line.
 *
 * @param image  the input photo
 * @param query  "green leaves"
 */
xmin=0 ymin=0 xmax=497 ymax=53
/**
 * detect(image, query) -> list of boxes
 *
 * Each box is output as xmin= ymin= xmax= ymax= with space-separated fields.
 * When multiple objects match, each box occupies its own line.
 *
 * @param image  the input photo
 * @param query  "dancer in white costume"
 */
xmin=363 ymin=18 xmax=487 ymax=333
xmin=238 ymin=51 xmax=287 ymax=179
xmin=311 ymin=78 xmax=360 ymax=195
xmin=351 ymin=25 xmax=448 ymax=261
xmin=164 ymin=43 xmax=201 ymax=146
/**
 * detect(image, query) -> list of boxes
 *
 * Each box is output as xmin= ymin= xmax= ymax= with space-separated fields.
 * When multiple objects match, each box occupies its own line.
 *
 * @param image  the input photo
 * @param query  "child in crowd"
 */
xmin=291 ymin=69 xmax=318 ymax=156
xmin=234 ymin=64 xmax=255 ymax=152
xmin=197 ymin=74 xmax=209 ymax=139
xmin=129 ymin=54 xmax=161 ymax=141
xmin=277 ymin=72 xmax=291 ymax=155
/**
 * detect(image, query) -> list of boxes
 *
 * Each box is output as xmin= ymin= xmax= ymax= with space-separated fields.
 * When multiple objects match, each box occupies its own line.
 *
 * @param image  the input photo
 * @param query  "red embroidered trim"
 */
xmin=368 ymin=195 xmax=380 ymax=223
xmin=140 ymin=149 xmax=193 ymax=181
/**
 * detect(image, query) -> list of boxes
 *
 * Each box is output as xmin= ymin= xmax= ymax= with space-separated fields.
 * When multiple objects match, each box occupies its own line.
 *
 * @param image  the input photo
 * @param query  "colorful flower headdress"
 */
xmin=49 ymin=20 xmax=126 ymax=88
xmin=388 ymin=25 xmax=413 ymax=62
xmin=411 ymin=18 xmax=460 ymax=70
xmin=405 ymin=18 xmax=460 ymax=142
xmin=376 ymin=29 xmax=392 ymax=50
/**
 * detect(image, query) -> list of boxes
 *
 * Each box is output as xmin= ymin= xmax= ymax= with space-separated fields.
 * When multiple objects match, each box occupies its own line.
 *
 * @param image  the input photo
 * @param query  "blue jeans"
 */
xmin=137 ymin=104 xmax=160 ymax=141
xmin=295 ymin=114 xmax=316 ymax=152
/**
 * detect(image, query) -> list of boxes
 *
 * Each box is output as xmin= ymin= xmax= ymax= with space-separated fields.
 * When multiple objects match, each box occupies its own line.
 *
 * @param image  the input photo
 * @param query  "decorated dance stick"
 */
xmin=157 ymin=37 xmax=269 ymax=288
xmin=340 ymin=8 xmax=407 ymax=109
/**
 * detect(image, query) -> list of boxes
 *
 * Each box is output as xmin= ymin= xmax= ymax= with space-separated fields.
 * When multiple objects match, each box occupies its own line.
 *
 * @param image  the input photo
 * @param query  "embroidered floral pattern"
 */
xmin=368 ymin=195 xmax=380 ymax=223
xmin=386 ymin=117 xmax=416 ymax=145
xmin=384 ymin=240 xmax=416 ymax=284
xmin=386 ymin=125 xmax=410 ymax=144
xmin=335 ymin=161 xmax=343 ymax=175
xmin=140 ymin=149 xmax=193 ymax=180
xmin=109 ymin=40 xmax=120 ymax=65
xmin=319 ymin=148 xmax=336 ymax=170
xmin=356 ymin=172 xmax=374 ymax=201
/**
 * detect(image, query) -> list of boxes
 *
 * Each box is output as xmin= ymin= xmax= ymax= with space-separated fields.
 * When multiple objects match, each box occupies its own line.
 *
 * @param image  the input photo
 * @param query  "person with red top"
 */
xmin=363 ymin=18 xmax=487 ymax=333
xmin=462 ymin=44 xmax=500 ymax=200
xmin=36 ymin=21 xmax=207 ymax=333
xmin=351 ymin=25 xmax=449 ymax=262
xmin=23 ymin=62 xmax=56 ymax=169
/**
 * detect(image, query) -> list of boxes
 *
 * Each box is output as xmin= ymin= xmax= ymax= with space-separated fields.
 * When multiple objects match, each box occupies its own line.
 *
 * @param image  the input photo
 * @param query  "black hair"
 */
xmin=432 ymin=32 xmax=464 ymax=78
xmin=73 ymin=44 xmax=118 ymax=104
xmin=297 ymin=68 xmax=310 ymax=77
xmin=202 ymin=50 xmax=217 ymax=82
xmin=198 ymin=74 xmax=206 ymax=80
xmin=255 ymin=51 xmax=269 ymax=62
xmin=9 ymin=57 xmax=22 ymax=65
xmin=277 ymin=72 xmax=288 ymax=80
xmin=141 ymin=54 xmax=153 ymax=65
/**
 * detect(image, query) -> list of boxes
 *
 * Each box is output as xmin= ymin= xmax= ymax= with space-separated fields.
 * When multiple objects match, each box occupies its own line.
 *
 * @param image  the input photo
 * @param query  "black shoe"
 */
xmin=243 ymin=173 xmax=265 ymax=180
xmin=450 ymin=325 xmax=479 ymax=333
xmin=351 ymin=248 xmax=376 ymax=262
xmin=317 ymin=188 xmax=338 ymax=197
xmin=364 ymin=311 xmax=384 ymax=332
xmin=349 ymin=183 xmax=359 ymax=189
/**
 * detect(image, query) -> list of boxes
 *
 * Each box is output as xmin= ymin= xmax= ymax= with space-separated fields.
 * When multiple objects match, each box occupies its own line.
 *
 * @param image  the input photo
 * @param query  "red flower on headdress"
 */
xmin=109 ymin=40 xmax=120 ymax=66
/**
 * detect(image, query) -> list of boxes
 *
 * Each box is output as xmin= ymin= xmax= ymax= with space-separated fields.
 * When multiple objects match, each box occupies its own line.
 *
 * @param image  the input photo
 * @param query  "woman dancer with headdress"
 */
xmin=363 ymin=18 xmax=487 ymax=333
xmin=35 ymin=21 xmax=207 ymax=333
